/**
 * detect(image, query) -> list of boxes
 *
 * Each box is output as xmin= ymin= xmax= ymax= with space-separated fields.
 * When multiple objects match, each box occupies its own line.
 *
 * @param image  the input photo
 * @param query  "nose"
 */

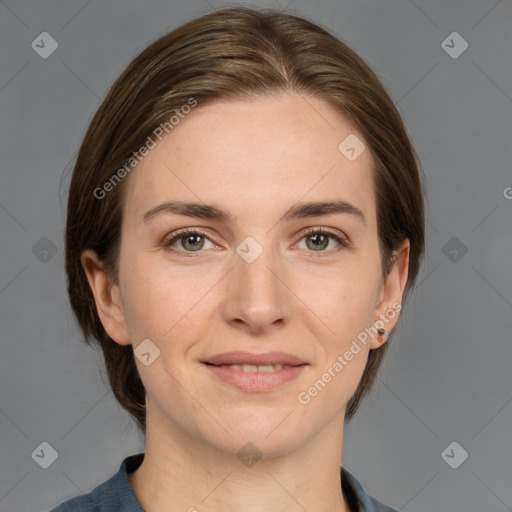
xmin=222 ymin=240 xmax=290 ymax=335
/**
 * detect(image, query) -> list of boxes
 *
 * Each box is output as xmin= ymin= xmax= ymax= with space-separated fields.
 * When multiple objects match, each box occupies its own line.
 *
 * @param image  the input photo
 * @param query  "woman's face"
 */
xmin=85 ymin=93 xmax=409 ymax=457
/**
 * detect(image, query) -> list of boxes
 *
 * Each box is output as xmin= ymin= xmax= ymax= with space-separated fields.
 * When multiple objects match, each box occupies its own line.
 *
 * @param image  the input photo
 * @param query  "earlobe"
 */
xmin=370 ymin=239 xmax=410 ymax=349
xmin=80 ymin=249 xmax=131 ymax=346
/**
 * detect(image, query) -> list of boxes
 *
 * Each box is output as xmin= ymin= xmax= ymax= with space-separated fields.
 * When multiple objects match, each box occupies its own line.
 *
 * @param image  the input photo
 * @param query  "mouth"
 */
xmin=203 ymin=351 xmax=307 ymax=367
xmin=207 ymin=363 xmax=293 ymax=373
xmin=202 ymin=351 xmax=308 ymax=392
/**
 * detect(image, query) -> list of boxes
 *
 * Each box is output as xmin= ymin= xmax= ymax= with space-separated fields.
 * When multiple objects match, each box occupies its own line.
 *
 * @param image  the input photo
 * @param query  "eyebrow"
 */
xmin=142 ymin=199 xmax=366 ymax=226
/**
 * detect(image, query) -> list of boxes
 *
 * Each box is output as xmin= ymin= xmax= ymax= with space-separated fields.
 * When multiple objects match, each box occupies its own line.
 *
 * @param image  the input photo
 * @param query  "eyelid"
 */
xmin=295 ymin=226 xmax=351 ymax=251
xmin=298 ymin=226 xmax=349 ymax=242
xmin=163 ymin=227 xmax=221 ymax=250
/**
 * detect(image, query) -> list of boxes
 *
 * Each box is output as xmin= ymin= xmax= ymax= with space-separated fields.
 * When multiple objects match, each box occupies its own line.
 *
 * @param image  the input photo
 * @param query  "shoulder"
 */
xmin=49 ymin=490 xmax=98 ymax=511
xmin=342 ymin=467 xmax=400 ymax=512
xmin=49 ymin=453 xmax=145 ymax=512
xmin=48 ymin=475 xmax=112 ymax=512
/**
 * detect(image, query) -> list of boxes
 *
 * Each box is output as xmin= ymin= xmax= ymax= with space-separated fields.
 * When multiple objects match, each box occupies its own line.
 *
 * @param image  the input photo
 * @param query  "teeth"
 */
xmin=258 ymin=365 xmax=279 ymax=372
xmin=230 ymin=364 xmax=284 ymax=372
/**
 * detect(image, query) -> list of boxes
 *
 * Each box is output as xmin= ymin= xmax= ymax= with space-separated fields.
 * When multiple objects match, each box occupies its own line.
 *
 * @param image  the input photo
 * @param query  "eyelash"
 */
xmin=162 ymin=227 xmax=351 ymax=257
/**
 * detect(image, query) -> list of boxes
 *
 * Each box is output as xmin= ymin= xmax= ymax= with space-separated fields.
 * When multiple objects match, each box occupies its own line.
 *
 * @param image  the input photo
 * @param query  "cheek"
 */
xmin=121 ymin=273 xmax=164 ymax=341
xmin=120 ymin=253 xmax=216 ymax=346
xmin=299 ymin=263 xmax=381 ymax=338
xmin=298 ymin=278 xmax=377 ymax=409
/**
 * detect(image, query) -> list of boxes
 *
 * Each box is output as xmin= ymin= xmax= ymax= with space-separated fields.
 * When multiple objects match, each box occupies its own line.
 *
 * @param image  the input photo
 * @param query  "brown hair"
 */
xmin=65 ymin=5 xmax=425 ymax=433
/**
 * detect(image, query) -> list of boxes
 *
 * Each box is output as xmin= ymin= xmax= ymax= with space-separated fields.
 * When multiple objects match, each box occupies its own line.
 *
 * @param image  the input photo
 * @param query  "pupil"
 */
xmin=309 ymin=233 xmax=327 ymax=250
xmin=184 ymin=234 xmax=203 ymax=250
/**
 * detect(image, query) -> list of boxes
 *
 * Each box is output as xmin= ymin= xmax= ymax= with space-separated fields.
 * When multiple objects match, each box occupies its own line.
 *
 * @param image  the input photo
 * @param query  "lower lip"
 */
xmin=203 ymin=364 xmax=307 ymax=392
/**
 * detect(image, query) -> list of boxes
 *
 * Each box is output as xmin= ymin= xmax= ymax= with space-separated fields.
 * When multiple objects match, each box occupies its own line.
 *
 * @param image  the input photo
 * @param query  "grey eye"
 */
xmin=305 ymin=233 xmax=330 ymax=251
xmin=179 ymin=234 xmax=205 ymax=251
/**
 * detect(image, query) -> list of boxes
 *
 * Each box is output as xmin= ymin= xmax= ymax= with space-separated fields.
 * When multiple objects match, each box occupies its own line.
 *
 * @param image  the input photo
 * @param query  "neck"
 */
xmin=128 ymin=403 xmax=351 ymax=512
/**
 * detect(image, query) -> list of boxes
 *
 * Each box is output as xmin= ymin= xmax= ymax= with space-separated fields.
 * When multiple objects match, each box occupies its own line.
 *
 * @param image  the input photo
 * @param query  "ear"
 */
xmin=369 ymin=238 xmax=410 ymax=349
xmin=80 ymin=249 xmax=131 ymax=346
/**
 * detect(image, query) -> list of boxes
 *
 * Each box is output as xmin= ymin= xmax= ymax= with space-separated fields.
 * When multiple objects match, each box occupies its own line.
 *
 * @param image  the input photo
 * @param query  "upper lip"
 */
xmin=203 ymin=351 xmax=307 ymax=366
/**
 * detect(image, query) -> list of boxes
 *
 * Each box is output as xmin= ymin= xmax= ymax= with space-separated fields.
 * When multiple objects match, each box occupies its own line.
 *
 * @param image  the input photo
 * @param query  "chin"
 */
xmin=203 ymin=407 xmax=311 ymax=458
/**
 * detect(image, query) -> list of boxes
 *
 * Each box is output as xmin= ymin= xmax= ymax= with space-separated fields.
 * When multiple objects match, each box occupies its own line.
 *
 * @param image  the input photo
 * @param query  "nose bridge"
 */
xmin=226 ymin=234 xmax=287 ymax=328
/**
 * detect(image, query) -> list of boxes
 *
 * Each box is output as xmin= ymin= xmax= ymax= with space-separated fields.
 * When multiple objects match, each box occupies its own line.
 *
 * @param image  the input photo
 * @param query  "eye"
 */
xmin=163 ymin=227 xmax=350 ymax=257
xmin=163 ymin=228 xmax=218 ymax=255
xmin=295 ymin=227 xmax=350 ymax=254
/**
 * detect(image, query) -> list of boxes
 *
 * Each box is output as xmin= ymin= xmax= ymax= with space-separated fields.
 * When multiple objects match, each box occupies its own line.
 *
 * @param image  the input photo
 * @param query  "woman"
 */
xmin=53 ymin=6 xmax=424 ymax=512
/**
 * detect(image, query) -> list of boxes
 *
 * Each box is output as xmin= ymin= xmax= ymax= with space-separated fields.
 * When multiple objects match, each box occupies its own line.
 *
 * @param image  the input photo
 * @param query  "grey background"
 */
xmin=0 ymin=0 xmax=511 ymax=510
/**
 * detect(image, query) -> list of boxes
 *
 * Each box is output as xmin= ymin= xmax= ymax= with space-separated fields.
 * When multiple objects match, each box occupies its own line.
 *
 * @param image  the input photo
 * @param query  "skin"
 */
xmin=82 ymin=93 xmax=409 ymax=512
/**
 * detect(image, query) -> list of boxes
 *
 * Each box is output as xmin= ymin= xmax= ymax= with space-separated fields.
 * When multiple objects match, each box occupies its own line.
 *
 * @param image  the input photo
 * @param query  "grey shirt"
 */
xmin=50 ymin=453 xmax=398 ymax=512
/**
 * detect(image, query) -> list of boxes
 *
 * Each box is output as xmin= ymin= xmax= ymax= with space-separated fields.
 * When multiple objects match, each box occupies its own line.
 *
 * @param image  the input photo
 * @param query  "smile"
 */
xmin=203 ymin=361 xmax=308 ymax=392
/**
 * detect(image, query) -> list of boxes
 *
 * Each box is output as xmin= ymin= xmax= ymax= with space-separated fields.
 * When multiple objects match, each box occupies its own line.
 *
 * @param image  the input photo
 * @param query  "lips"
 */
xmin=202 ymin=351 xmax=308 ymax=392
xmin=203 ymin=351 xmax=307 ymax=367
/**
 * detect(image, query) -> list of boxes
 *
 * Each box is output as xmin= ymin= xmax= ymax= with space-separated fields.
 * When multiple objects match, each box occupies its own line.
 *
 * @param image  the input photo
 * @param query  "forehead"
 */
xmin=122 ymin=93 xmax=376 ymax=228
